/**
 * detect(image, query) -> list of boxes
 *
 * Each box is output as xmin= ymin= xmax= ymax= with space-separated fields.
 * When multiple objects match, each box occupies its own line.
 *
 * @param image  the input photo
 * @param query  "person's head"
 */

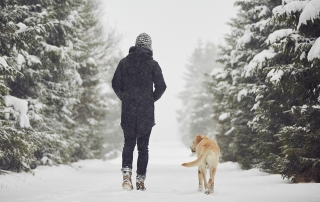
xmin=135 ymin=33 xmax=152 ymax=51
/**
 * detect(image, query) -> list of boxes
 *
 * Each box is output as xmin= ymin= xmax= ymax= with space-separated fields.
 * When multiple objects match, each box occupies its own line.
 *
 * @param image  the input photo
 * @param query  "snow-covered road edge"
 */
xmin=1 ymin=141 xmax=320 ymax=202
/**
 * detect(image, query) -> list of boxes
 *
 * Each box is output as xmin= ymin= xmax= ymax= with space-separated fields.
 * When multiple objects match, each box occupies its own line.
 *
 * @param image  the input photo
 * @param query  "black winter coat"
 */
xmin=112 ymin=46 xmax=167 ymax=138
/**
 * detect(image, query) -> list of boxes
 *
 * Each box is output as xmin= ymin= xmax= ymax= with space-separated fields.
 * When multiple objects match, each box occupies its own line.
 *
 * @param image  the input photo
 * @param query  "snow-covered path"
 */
xmin=1 ymin=141 xmax=319 ymax=202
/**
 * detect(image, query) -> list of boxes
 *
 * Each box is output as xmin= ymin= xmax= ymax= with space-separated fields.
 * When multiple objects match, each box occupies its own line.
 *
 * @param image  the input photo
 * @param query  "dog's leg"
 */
xmin=200 ymin=166 xmax=207 ymax=191
xmin=205 ymin=167 xmax=217 ymax=195
xmin=198 ymin=167 xmax=203 ymax=191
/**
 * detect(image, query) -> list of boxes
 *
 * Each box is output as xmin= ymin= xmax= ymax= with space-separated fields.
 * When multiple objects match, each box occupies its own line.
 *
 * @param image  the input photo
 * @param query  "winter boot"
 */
xmin=121 ymin=167 xmax=133 ymax=191
xmin=136 ymin=174 xmax=146 ymax=191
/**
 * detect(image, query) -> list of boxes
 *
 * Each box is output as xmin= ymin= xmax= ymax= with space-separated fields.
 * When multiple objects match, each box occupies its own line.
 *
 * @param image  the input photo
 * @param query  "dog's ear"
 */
xmin=195 ymin=135 xmax=203 ymax=144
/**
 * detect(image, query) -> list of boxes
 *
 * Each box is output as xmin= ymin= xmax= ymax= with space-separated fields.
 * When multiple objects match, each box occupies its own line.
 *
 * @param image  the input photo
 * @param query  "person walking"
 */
xmin=112 ymin=33 xmax=167 ymax=191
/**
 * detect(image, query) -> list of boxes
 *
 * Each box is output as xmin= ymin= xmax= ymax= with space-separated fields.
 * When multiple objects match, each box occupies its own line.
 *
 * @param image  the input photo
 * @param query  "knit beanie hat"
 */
xmin=135 ymin=33 xmax=152 ymax=51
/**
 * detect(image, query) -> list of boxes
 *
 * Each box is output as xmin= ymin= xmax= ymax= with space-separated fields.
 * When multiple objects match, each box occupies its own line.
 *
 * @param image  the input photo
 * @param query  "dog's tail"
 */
xmin=181 ymin=150 xmax=207 ymax=167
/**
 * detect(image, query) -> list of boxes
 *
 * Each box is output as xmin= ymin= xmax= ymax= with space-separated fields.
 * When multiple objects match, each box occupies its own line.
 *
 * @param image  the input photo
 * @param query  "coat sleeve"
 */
xmin=112 ymin=60 xmax=124 ymax=101
xmin=153 ymin=62 xmax=167 ymax=102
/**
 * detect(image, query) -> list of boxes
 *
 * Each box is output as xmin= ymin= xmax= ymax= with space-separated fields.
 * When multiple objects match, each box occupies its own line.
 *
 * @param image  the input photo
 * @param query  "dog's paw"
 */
xmin=198 ymin=185 xmax=203 ymax=192
xmin=204 ymin=188 xmax=213 ymax=195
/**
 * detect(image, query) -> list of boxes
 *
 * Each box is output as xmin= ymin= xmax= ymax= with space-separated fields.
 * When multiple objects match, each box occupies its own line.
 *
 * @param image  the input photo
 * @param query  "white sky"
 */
xmin=101 ymin=0 xmax=237 ymax=141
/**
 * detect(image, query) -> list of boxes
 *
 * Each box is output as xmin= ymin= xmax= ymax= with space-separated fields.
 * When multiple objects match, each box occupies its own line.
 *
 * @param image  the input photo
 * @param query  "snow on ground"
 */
xmin=1 ymin=141 xmax=320 ymax=202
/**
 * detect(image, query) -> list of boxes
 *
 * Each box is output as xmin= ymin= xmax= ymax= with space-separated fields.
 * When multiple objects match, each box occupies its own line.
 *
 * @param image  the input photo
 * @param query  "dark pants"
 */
xmin=122 ymin=129 xmax=151 ymax=175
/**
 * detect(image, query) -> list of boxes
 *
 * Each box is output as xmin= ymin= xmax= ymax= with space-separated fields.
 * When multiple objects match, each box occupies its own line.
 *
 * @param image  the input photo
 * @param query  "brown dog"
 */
xmin=182 ymin=134 xmax=220 ymax=194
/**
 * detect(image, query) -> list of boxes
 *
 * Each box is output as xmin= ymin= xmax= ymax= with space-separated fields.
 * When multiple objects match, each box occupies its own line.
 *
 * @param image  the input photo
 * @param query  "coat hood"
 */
xmin=127 ymin=46 xmax=153 ymax=62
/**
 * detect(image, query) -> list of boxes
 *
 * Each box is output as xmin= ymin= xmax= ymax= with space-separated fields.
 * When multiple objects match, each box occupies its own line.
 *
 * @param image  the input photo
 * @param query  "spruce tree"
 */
xmin=70 ymin=0 xmax=121 ymax=160
xmin=102 ymin=52 xmax=123 ymax=159
xmin=209 ymin=0 xmax=285 ymax=169
xmin=0 ymin=0 xmax=45 ymax=171
xmin=266 ymin=0 xmax=320 ymax=182
xmin=212 ymin=0 xmax=320 ymax=181
xmin=178 ymin=42 xmax=221 ymax=146
xmin=1 ymin=0 xmax=121 ymax=171
xmin=5 ymin=0 xmax=87 ymax=163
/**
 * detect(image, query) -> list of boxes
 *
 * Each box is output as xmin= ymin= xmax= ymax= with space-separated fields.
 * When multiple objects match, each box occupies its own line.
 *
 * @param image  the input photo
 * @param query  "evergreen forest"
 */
xmin=0 ymin=0 xmax=122 ymax=173
xmin=1 ymin=0 xmax=320 ymax=184
xmin=178 ymin=0 xmax=320 ymax=183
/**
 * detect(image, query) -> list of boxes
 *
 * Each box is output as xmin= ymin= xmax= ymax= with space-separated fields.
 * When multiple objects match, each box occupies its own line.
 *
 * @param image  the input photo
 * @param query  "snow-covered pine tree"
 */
xmin=207 ymin=68 xmax=236 ymax=162
xmin=5 ymin=0 xmax=86 ymax=164
xmin=0 ymin=0 xmax=45 ymax=171
xmin=70 ymin=0 xmax=121 ymax=160
xmin=209 ymin=0 xmax=285 ymax=169
xmin=73 ymin=2 xmax=123 ymax=160
xmin=102 ymin=51 xmax=124 ymax=159
xmin=232 ymin=0 xmax=291 ymax=172
xmin=178 ymin=42 xmax=221 ymax=146
xmin=264 ymin=0 xmax=320 ymax=182
xmin=1 ymin=0 xmax=121 ymax=171
xmin=207 ymin=15 xmax=240 ymax=163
